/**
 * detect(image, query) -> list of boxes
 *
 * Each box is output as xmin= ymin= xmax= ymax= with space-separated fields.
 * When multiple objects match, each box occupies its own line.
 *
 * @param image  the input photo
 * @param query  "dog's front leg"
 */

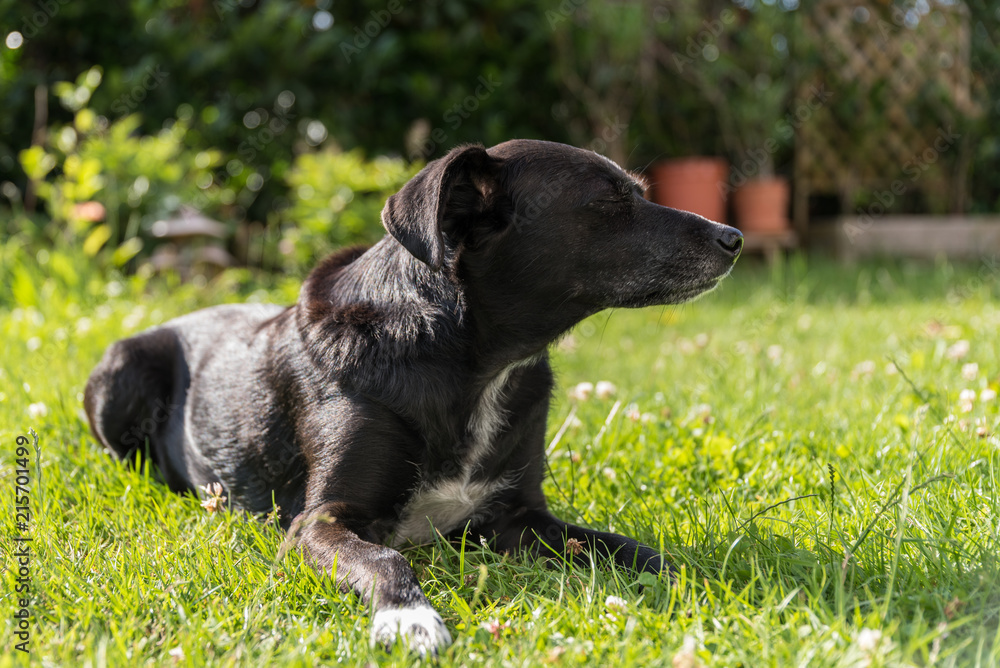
xmin=485 ymin=507 xmax=666 ymax=575
xmin=294 ymin=506 xmax=451 ymax=655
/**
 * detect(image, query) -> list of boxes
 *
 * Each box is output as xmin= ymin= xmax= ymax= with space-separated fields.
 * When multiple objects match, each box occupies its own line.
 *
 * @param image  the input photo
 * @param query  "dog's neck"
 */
xmin=300 ymin=238 xmax=591 ymax=379
xmin=459 ymin=270 xmax=593 ymax=372
xmin=299 ymin=239 xmax=462 ymax=344
xmin=343 ymin=240 xmax=462 ymax=315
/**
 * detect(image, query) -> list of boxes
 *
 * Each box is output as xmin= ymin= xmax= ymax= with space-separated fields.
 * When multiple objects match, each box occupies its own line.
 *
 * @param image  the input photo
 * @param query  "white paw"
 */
xmin=371 ymin=606 xmax=452 ymax=655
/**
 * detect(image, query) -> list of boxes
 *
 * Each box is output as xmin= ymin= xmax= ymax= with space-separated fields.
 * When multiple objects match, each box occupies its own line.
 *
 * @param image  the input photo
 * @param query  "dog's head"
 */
xmin=381 ymin=140 xmax=741 ymax=324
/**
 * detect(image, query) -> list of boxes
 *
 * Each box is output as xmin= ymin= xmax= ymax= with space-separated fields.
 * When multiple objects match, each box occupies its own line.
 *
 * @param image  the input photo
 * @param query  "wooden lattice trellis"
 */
xmin=794 ymin=0 xmax=978 ymax=230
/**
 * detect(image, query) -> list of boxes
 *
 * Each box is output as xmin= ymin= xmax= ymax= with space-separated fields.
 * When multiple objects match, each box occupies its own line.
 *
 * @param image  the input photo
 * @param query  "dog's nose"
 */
xmin=716 ymin=227 xmax=743 ymax=257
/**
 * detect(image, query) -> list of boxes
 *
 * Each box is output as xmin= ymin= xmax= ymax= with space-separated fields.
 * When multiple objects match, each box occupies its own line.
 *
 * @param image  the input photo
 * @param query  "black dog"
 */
xmin=84 ymin=140 xmax=742 ymax=654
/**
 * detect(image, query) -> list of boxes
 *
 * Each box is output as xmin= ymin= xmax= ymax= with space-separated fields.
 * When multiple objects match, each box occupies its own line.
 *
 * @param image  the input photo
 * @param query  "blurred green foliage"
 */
xmin=1 ymin=0 xmax=998 ymax=277
xmin=0 ymin=0 xmax=572 ymax=223
xmin=967 ymin=0 xmax=1000 ymax=213
xmin=14 ymin=66 xmax=229 ymax=270
xmin=280 ymin=149 xmax=417 ymax=271
xmin=662 ymin=2 xmax=796 ymax=178
xmin=14 ymin=70 xmax=416 ymax=274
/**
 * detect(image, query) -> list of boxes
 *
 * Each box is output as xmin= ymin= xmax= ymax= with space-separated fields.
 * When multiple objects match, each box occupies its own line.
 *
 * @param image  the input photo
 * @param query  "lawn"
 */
xmin=2 ymin=250 xmax=999 ymax=666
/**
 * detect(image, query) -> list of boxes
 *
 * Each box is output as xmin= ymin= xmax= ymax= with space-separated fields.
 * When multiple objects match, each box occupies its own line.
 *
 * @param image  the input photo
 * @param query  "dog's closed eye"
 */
xmin=586 ymin=194 xmax=633 ymax=208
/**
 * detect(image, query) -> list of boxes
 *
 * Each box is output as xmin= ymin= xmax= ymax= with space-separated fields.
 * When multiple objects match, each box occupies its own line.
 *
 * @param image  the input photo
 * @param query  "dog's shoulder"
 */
xmin=299 ymin=245 xmax=373 ymax=322
xmin=310 ymin=244 xmax=371 ymax=278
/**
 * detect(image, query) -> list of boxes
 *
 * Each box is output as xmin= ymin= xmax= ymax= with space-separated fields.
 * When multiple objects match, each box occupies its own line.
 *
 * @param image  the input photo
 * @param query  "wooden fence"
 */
xmin=793 ymin=0 xmax=979 ymax=230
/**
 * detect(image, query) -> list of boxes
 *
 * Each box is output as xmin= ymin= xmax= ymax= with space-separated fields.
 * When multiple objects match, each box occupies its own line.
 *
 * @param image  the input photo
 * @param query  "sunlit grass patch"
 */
xmin=1 ymin=252 xmax=998 ymax=666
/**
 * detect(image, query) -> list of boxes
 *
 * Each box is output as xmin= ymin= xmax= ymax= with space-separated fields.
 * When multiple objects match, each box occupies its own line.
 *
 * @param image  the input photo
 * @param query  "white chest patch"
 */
xmin=392 ymin=357 xmax=538 ymax=546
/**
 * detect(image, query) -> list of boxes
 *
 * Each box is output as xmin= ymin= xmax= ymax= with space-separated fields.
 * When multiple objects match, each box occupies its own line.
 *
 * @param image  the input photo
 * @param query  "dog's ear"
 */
xmin=381 ymin=144 xmax=499 ymax=270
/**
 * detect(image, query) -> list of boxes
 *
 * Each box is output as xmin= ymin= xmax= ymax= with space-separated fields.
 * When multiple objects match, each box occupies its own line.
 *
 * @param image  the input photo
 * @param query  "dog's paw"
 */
xmin=370 ymin=606 xmax=452 ymax=655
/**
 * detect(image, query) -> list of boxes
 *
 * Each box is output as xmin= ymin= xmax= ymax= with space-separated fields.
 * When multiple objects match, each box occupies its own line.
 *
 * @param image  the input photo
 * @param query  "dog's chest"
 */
xmin=392 ymin=360 xmax=530 ymax=545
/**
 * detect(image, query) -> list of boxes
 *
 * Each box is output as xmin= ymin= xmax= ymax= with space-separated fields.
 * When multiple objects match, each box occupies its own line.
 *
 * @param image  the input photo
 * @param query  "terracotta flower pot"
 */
xmin=649 ymin=158 xmax=729 ymax=224
xmin=733 ymin=177 xmax=790 ymax=233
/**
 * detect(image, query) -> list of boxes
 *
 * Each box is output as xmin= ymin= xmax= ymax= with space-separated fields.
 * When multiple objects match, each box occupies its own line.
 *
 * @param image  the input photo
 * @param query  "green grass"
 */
xmin=2 ymin=249 xmax=999 ymax=666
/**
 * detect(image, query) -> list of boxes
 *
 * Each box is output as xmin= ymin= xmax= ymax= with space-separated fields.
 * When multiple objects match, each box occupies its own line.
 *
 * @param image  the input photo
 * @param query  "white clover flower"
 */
xmin=200 ymin=482 xmax=227 ymax=513
xmin=853 ymin=360 xmax=876 ymax=377
xmin=569 ymin=382 xmax=594 ymax=401
xmin=557 ymin=334 xmax=579 ymax=352
xmin=946 ymin=340 xmax=970 ymax=361
xmin=856 ymin=628 xmax=882 ymax=652
xmin=605 ymin=595 xmax=628 ymax=611
xmin=962 ymin=363 xmax=979 ymax=381
xmin=595 ymin=380 xmax=617 ymax=400
xmin=672 ymin=636 xmax=698 ymax=668
xmin=959 ymin=389 xmax=976 ymax=413
xmin=27 ymin=402 xmax=47 ymax=419
xmin=691 ymin=403 xmax=713 ymax=420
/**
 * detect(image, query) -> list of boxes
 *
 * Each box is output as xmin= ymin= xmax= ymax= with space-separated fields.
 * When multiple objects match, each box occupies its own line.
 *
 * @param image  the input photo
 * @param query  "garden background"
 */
xmin=1 ymin=0 xmax=1000 ymax=666
xmin=3 ymin=0 xmax=1000 ymax=273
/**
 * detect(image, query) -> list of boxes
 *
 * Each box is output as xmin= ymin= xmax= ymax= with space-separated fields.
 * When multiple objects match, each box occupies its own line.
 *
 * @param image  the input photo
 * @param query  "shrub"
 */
xmin=19 ymin=68 xmax=230 ymax=270
xmin=278 ymin=148 xmax=418 ymax=272
xmin=16 ymin=67 xmax=422 ymax=277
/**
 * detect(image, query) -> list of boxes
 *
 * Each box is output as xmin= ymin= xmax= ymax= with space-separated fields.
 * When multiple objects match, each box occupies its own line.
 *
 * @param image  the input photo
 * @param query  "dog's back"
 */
xmin=84 ymin=303 xmax=286 ymax=493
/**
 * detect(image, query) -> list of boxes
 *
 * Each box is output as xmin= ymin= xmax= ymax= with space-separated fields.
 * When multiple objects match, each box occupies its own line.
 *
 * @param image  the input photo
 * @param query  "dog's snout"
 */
xmin=716 ymin=227 xmax=743 ymax=257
